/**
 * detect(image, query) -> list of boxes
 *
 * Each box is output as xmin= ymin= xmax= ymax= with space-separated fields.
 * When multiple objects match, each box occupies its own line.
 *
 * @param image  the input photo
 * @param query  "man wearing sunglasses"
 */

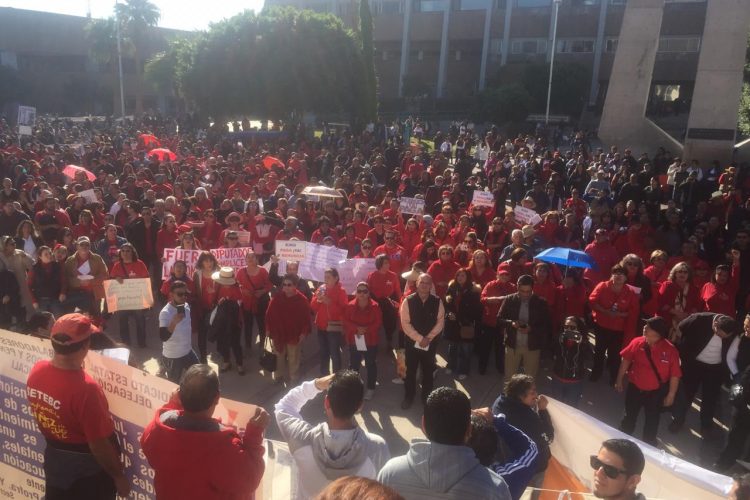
xmin=159 ymin=280 xmax=199 ymax=383
xmin=591 ymin=439 xmax=645 ymax=500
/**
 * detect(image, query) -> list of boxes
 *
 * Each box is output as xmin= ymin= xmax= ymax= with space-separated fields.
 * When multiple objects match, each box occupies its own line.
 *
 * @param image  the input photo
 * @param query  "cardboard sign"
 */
xmin=103 ymin=278 xmax=154 ymax=312
xmin=236 ymin=231 xmax=253 ymax=247
xmin=514 ymin=206 xmax=542 ymax=226
xmin=212 ymin=247 xmax=253 ymax=269
xmin=79 ymin=188 xmax=98 ymax=204
xmin=472 ymin=190 xmax=495 ymax=208
xmin=400 ymin=197 xmax=425 ymax=215
xmin=276 ymin=240 xmax=307 ymax=261
xmin=337 ymin=258 xmax=377 ymax=294
xmin=162 ymin=248 xmax=201 ymax=279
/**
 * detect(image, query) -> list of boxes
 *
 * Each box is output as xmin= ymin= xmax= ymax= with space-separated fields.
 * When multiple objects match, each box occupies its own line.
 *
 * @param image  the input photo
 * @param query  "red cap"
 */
xmin=442 ymin=190 xmax=451 ymax=197
xmin=50 ymin=313 xmax=100 ymax=345
xmin=177 ymin=224 xmax=193 ymax=234
xmin=497 ymin=263 xmax=511 ymax=275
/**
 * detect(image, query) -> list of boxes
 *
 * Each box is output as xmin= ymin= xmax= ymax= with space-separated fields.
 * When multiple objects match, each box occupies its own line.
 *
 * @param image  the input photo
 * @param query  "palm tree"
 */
xmin=116 ymin=0 xmax=161 ymax=115
xmin=84 ymin=17 xmax=125 ymax=115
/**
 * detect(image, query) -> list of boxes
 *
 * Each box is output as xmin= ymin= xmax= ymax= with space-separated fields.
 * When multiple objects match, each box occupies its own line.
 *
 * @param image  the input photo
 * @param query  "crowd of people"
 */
xmin=4 ymin=111 xmax=750 ymax=499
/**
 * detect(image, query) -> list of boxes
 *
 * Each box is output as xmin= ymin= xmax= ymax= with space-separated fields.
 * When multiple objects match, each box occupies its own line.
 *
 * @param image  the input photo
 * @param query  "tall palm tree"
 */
xmin=84 ymin=17 xmax=125 ymax=115
xmin=116 ymin=0 xmax=161 ymax=115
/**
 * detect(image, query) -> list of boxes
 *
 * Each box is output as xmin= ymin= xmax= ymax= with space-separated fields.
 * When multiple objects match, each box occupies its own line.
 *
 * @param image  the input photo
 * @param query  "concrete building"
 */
xmin=0 ymin=7 xmax=184 ymax=115
xmin=268 ymin=0 xmax=713 ymax=113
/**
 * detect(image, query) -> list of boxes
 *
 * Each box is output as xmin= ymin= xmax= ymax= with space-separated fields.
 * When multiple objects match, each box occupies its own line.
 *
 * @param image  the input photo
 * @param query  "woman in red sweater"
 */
xmin=588 ymin=264 xmax=640 ymax=384
xmin=701 ymin=250 xmax=740 ymax=317
xmin=156 ymin=214 xmax=180 ymax=260
xmin=237 ymin=251 xmax=273 ymax=353
xmin=192 ymin=251 xmax=220 ymax=363
xmin=311 ymin=268 xmax=349 ymax=375
xmin=427 ymin=244 xmax=461 ymax=299
xmin=72 ymin=209 xmax=100 ymax=242
xmin=657 ymin=261 xmax=702 ymax=339
xmin=367 ymin=254 xmax=403 ymax=349
xmin=468 ymin=249 xmax=495 ymax=289
xmin=265 ymin=274 xmax=312 ymax=384
xmin=533 ymin=262 xmax=558 ymax=318
xmin=343 ymin=282 xmax=383 ymax=400
xmin=110 ymin=243 xmax=150 ymax=347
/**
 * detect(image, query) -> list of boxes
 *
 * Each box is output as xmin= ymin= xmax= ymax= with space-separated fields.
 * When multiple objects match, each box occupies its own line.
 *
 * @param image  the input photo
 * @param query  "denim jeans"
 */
xmin=36 ymin=297 xmax=65 ymax=318
xmin=318 ymin=330 xmax=343 ymax=375
xmin=350 ymin=345 xmax=378 ymax=389
xmin=162 ymin=350 xmax=200 ymax=383
xmin=447 ymin=341 xmax=473 ymax=375
xmin=117 ymin=309 xmax=147 ymax=347
xmin=551 ymin=377 xmax=585 ymax=408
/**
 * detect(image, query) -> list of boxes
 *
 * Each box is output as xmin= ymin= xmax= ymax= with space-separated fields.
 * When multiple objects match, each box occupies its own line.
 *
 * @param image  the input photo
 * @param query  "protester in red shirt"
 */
xmin=701 ymin=250 xmax=741 ymax=317
xmin=584 ymin=229 xmax=620 ymax=286
xmin=141 ymin=365 xmax=268 ymax=500
xmin=556 ymin=272 xmax=588 ymax=326
xmin=27 ymin=313 xmax=130 ymax=498
xmin=343 ymin=282 xmax=383 ymax=399
xmin=477 ymin=269 xmax=516 ymax=375
xmin=311 ymin=268 xmax=349 ymax=376
xmin=427 ymin=244 xmax=461 ymax=299
xmin=657 ymin=261 xmax=702 ymax=336
xmin=365 ymin=215 xmax=388 ymax=247
xmin=367 ymin=254 xmax=402 ymax=349
xmin=196 ymin=210 xmax=224 ymax=250
xmin=192 ymin=251 xmax=220 ymax=363
xmin=533 ymin=262 xmax=558 ymax=316
xmin=109 ymin=243 xmax=150 ymax=346
xmin=589 ymin=265 xmax=640 ymax=385
xmin=398 ymin=218 xmax=422 ymax=259
xmin=615 ymin=317 xmax=681 ymax=446
xmin=374 ymin=229 xmax=408 ymax=276
xmin=643 ymin=250 xmax=670 ymax=285
xmin=212 ymin=267 xmax=245 ymax=374
xmin=156 ymin=214 xmax=180 ymax=259
xmin=468 ymin=249 xmax=495 ymax=288
xmin=265 ymin=274 xmax=312 ymax=384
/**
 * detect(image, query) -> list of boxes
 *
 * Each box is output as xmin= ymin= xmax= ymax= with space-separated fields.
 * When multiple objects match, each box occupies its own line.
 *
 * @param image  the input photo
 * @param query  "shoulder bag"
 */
xmin=259 ymin=337 xmax=277 ymax=373
xmin=643 ymin=344 xmax=671 ymax=410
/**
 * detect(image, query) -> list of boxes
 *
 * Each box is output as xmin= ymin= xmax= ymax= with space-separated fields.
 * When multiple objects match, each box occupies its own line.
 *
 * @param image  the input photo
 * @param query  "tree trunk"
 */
xmin=134 ymin=48 xmax=144 ymax=116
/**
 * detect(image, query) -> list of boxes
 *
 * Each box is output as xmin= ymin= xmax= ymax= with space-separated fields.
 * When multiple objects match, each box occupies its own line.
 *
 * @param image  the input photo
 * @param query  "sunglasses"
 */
xmin=590 ymin=456 xmax=629 ymax=479
xmin=362 ymin=245 xmax=372 ymax=249
xmin=356 ymin=289 xmax=369 ymax=294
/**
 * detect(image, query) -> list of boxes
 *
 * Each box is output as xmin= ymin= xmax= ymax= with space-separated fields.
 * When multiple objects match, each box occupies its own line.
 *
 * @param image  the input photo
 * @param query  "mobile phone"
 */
xmin=176 ymin=305 xmax=185 ymax=315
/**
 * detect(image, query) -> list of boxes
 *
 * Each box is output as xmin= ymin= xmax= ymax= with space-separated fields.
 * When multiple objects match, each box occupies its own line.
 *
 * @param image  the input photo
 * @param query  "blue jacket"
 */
xmin=489 ymin=415 xmax=538 ymax=500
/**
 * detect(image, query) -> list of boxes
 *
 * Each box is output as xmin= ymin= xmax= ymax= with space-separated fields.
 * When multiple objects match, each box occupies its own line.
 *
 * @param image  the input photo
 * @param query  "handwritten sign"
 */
xmin=236 ymin=231 xmax=253 ymax=247
xmin=400 ymin=197 xmax=425 ymax=215
xmin=212 ymin=247 xmax=252 ymax=269
xmin=276 ymin=240 xmax=307 ymax=261
xmin=79 ymin=188 xmax=98 ymax=204
xmin=103 ymin=278 xmax=154 ymax=312
xmin=162 ymin=248 xmax=201 ymax=279
xmin=337 ymin=258 xmax=377 ymax=294
xmin=472 ymin=190 xmax=495 ymax=208
xmin=514 ymin=206 xmax=542 ymax=226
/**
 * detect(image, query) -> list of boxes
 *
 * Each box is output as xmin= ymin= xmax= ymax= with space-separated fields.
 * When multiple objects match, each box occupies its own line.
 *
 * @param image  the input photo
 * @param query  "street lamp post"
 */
xmin=115 ymin=0 xmax=126 ymax=119
xmin=545 ymin=0 xmax=562 ymax=125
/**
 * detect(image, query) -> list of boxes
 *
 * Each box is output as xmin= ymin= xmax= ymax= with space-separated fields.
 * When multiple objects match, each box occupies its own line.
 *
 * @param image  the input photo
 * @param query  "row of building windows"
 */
xmin=378 ymin=34 xmax=699 ymax=59
xmin=336 ymin=0 xmax=706 ymax=15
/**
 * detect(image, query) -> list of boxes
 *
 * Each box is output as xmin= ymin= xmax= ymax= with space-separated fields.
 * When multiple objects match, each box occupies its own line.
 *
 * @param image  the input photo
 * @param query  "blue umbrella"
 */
xmin=535 ymin=247 xmax=595 ymax=270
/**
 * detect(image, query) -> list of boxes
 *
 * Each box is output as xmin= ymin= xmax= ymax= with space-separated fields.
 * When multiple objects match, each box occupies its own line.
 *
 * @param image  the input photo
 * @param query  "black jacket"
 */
xmin=677 ymin=312 xmax=734 ymax=364
xmin=493 ymin=394 xmax=553 ymax=473
xmin=497 ymin=293 xmax=552 ymax=351
xmin=552 ymin=330 xmax=592 ymax=381
xmin=444 ymin=282 xmax=481 ymax=342
xmin=125 ymin=218 xmax=161 ymax=261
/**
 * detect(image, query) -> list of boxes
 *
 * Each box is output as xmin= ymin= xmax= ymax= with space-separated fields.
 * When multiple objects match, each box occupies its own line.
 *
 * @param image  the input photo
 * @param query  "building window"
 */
xmin=455 ymin=50 xmax=462 ymax=61
xmin=658 ymin=36 xmax=701 ymax=53
xmin=419 ymin=0 xmax=447 ymax=11
xmin=605 ymin=38 xmax=618 ymax=52
xmin=557 ymin=39 xmax=595 ymax=53
xmin=380 ymin=0 xmax=402 ymax=13
xmin=511 ymin=39 xmax=547 ymax=54
xmin=490 ymin=38 xmax=503 ymax=55
xmin=516 ymin=0 xmax=551 ymax=7
xmin=459 ymin=0 xmax=491 ymax=9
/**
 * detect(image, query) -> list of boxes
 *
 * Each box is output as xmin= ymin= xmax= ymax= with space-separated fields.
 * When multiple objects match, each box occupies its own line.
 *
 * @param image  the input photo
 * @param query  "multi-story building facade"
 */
xmin=268 ymin=0 xmax=708 ymax=113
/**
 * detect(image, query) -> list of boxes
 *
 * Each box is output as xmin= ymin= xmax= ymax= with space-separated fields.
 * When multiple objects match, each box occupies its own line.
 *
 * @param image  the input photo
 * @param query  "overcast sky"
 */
xmin=0 ymin=0 xmax=266 ymax=31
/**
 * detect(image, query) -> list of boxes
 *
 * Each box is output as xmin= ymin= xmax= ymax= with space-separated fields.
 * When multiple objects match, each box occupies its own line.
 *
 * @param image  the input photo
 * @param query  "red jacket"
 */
xmin=583 ymin=241 xmax=619 ymax=285
xmin=236 ymin=266 xmax=273 ymax=312
xmin=342 ymin=298 xmax=383 ymax=346
xmin=701 ymin=263 xmax=739 ymax=317
xmin=140 ymin=399 xmax=265 ymax=500
xmin=480 ymin=279 xmax=516 ymax=326
xmin=367 ymin=270 xmax=402 ymax=302
xmin=427 ymin=259 xmax=461 ymax=299
xmin=644 ymin=265 xmax=669 ymax=285
xmin=156 ymin=228 xmax=180 ymax=259
xmin=556 ymin=283 xmax=587 ymax=324
xmin=373 ymin=243 xmax=408 ymax=275
xmin=265 ymin=290 xmax=311 ymax=348
xmin=310 ymin=282 xmax=349 ymax=330
xmin=109 ymin=260 xmax=150 ymax=279
xmin=589 ymin=280 xmax=640 ymax=342
xmin=657 ymin=280 xmax=702 ymax=326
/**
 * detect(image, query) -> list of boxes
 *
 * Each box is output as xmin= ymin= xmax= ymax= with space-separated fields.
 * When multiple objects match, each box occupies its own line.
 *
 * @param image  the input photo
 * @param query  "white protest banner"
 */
xmin=0 ymin=329 xmax=294 ymax=500
xmin=79 ymin=188 xmax=98 ymax=204
xmin=540 ymin=398 xmax=732 ymax=499
xmin=236 ymin=231 xmax=253 ymax=247
xmin=514 ymin=205 xmax=542 ymax=226
xmin=399 ymin=197 xmax=425 ymax=215
xmin=297 ymin=243 xmax=348 ymax=283
xmin=161 ymin=248 xmax=201 ymax=279
xmin=103 ymin=278 xmax=154 ymax=312
xmin=472 ymin=190 xmax=495 ymax=208
xmin=17 ymin=105 xmax=36 ymax=136
xmin=211 ymin=247 xmax=252 ymax=269
xmin=337 ymin=258 xmax=377 ymax=294
xmin=276 ymin=240 xmax=307 ymax=261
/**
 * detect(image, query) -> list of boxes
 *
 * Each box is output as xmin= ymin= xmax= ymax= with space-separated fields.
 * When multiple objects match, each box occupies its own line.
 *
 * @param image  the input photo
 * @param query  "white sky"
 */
xmin=0 ymin=0 xmax=267 ymax=31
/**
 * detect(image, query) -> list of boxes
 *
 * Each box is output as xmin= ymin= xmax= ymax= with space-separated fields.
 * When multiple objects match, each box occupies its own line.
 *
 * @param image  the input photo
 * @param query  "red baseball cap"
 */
xmin=50 ymin=313 xmax=100 ymax=345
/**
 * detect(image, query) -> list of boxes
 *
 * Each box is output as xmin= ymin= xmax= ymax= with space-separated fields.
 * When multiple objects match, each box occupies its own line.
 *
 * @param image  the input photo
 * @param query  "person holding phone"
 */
xmin=159 ymin=280 xmax=199 ymax=382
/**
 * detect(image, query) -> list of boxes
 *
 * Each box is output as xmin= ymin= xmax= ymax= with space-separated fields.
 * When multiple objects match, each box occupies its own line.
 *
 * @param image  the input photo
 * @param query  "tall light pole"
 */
xmin=545 ymin=0 xmax=562 ymax=125
xmin=115 ymin=0 xmax=126 ymax=119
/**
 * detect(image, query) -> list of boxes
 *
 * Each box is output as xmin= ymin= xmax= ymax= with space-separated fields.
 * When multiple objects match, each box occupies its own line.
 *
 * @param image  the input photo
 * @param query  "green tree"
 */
xmin=476 ymin=84 xmax=533 ymax=125
xmin=739 ymin=83 xmax=750 ymax=136
xmin=84 ymin=17 xmax=128 ymax=115
xmin=116 ymin=0 xmax=161 ymax=114
xmin=173 ymin=8 xmax=369 ymax=123
xmin=359 ymin=0 xmax=377 ymax=122
xmin=521 ymin=62 xmax=589 ymax=117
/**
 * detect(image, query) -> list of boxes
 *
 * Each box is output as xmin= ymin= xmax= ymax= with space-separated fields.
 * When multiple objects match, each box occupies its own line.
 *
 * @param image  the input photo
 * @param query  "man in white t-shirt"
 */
xmin=159 ymin=280 xmax=198 ymax=382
